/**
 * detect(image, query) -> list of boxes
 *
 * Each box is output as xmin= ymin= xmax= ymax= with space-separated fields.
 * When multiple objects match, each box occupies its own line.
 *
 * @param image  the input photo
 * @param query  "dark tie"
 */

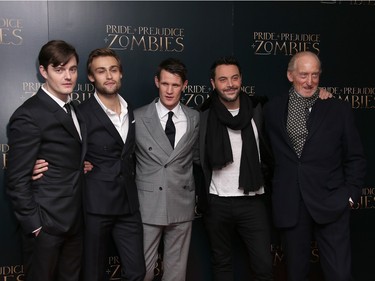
xmin=64 ymin=103 xmax=72 ymax=117
xmin=165 ymin=111 xmax=176 ymax=148
xmin=286 ymin=88 xmax=318 ymax=158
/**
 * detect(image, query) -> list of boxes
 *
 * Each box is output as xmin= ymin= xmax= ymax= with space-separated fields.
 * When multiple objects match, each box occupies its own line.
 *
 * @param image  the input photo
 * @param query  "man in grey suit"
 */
xmin=134 ymin=58 xmax=199 ymax=281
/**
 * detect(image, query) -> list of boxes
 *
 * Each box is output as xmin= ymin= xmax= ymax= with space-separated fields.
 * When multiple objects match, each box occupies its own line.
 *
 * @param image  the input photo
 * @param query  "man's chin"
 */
xmin=301 ymin=89 xmax=317 ymax=97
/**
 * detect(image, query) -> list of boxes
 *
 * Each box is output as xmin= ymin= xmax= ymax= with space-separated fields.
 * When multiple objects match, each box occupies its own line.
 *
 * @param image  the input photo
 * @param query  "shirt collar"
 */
xmin=94 ymin=92 xmax=128 ymax=116
xmin=42 ymin=84 xmax=72 ymax=107
xmin=156 ymin=99 xmax=181 ymax=119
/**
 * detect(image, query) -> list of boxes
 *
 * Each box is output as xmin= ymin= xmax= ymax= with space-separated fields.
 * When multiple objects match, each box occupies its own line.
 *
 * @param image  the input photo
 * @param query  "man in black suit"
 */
xmin=6 ymin=40 xmax=86 ymax=281
xmin=31 ymin=48 xmax=145 ymax=280
xmin=264 ymin=51 xmax=366 ymax=281
xmin=79 ymin=48 xmax=145 ymax=281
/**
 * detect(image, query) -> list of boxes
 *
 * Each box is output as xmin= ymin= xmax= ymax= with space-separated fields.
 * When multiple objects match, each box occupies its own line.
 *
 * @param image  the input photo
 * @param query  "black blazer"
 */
xmin=6 ymin=88 xmax=87 ymax=235
xmin=264 ymin=94 xmax=366 ymax=228
xmin=79 ymin=96 xmax=139 ymax=215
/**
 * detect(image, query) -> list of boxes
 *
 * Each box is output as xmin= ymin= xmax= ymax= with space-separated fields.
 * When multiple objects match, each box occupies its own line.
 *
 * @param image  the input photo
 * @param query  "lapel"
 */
xmin=279 ymin=95 xmax=330 ymax=157
xmin=122 ymin=104 xmax=135 ymax=156
xmin=252 ymin=102 xmax=263 ymax=131
xmin=72 ymin=101 xmax=87 ymax=161
xmin=305 ymin=99 xmax=330 ymax=142
xmin=278 ymin=93 xmax=295 ymax=152
xmin=141 ymin=100 xmax=196 ymax=161
xmin=89 ymin=97 xmax=124 ymax=146
xmin=142 ymin=101 xmax=174 ymax=157
xmin=168 ymin=104 xmax=196 ymax=161
xmin=37 ymin=89 xmax=81 ymax=142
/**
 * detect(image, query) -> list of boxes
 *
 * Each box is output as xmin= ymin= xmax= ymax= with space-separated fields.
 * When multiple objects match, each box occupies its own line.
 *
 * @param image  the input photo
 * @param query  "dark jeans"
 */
xmin=204 ymin=194 xmax=273 ymax=281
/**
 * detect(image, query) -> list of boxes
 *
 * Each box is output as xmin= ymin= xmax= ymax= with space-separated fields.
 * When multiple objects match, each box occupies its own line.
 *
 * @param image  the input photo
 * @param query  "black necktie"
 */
xmin=165 ymin=111 xmax=176 ymax=148
xmin=64 ymin=103 xmax=72 ymax=117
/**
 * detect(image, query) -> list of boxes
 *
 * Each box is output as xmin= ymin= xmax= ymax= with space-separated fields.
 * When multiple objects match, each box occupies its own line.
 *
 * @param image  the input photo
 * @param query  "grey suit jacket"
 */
xmin=134 ymin=99 xmax=199 ymax=225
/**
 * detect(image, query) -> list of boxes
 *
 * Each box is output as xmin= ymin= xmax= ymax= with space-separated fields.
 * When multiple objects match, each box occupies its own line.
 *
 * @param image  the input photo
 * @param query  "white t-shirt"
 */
xmin=209 ymin=108 xmax=265 ymax=197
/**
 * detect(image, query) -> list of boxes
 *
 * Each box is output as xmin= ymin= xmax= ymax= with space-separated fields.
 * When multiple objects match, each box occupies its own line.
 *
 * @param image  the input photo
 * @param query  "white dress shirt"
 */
xmin=155 ymin=100 xmax=187 ymax=147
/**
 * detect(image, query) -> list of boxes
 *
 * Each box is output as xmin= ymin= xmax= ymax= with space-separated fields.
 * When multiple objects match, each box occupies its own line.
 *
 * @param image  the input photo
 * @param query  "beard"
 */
xmin=217 ymin=87 xmax=240 ymax=103
xmin=96 ymin=81 xmax=121 ymax=96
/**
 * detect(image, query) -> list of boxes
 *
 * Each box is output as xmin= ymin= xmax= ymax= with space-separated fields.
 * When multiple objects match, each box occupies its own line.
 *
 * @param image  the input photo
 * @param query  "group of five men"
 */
xmin=6 ymin=40 xmax=366 ymax=281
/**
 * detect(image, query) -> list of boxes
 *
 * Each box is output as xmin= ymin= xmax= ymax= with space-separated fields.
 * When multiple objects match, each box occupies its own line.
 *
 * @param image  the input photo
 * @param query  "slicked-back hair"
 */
xmin=156 ymin=58 xmax=187 ymax=82
xmin=86 ymin=48 xmax=123 ymax=75
xmin=210 ymin=56 xmax=242 ymax=80
xmin=38 ymin=40 xmax=79 ymax=70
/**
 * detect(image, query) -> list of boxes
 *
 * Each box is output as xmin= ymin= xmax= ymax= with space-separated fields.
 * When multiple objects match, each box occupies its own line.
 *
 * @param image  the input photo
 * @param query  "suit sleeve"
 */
xmin=342 ymin=103 xmax=366 ymax=203
xmin=6 ymin=107 xmax=42 ymax=234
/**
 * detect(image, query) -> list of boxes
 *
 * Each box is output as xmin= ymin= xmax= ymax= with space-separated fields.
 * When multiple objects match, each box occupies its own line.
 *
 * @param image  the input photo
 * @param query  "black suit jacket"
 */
xmin=264 ymin=94 xmax=366 ymax=228
xmin=79 ymin=96 xmax=139 ymax=215
xmin=6 ymin=88 xmax=87 ymax=235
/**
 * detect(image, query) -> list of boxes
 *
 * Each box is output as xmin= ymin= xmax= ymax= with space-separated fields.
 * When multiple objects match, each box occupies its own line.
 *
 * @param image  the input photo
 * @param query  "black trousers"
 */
xmin=22 ymin=229 xmax=83 ymax=281
xmin=203 ymin=194 xmax=273 ymax=281
xmin=281 ymin=200 xmax=352 ymax=281
xmin=83 ymin=211 xmax=145 ymax=281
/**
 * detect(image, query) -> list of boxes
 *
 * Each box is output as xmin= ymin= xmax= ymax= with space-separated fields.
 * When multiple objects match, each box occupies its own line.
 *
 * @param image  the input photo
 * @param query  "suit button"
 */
xmin=148 ymin=147 xmax=152 ymax=151
xmin=159 ymin=187 xmax=163 ymax=190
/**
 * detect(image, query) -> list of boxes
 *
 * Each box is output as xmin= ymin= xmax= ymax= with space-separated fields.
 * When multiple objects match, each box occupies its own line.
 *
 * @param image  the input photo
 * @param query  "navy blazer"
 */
xmin=79 ymin=95 xmax=139 ymax=215
xmin=264 ymin=93 xmax=366 ymax=228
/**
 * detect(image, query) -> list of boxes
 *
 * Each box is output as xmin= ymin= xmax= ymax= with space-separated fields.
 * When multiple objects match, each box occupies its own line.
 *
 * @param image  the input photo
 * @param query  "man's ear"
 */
xmin=154 ymin=76 xmax=160 ymax=88
xmin=287 ymin=71 xmax=293 ymax=83
xmin=88 ymin=74 xmax=95 ymax=83
xmin=210 ymin=78 xmax=216 ymax=90
xmin=39 ymin=65 xmax=48 ymax=80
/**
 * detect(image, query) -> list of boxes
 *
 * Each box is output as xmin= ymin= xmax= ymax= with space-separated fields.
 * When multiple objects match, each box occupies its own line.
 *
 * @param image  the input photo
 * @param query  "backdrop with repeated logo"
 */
xmin=1 ymin=1 xmax=374 ymax=280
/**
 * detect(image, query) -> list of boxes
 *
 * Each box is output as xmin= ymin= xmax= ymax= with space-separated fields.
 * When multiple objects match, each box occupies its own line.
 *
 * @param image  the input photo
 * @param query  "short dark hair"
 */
xmin=38 ymin=40 xmax=79 ymax=69
xmin=210 ymin=56 xmax=242 ymax=80
xmin=86 ymin=48 xmax=123 ymax=75
xmin=156 ymin=58 xmax=187 ymax=82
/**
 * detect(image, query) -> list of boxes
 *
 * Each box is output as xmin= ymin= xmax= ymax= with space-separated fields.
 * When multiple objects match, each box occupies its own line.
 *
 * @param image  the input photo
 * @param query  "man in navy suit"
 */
xmin=264 ymin=51 xmax=366 ymax=281
xmin=79 ymin=48 xmax=145 ymax=281
xmin=7 ymin=40 xmax=86 ymax=281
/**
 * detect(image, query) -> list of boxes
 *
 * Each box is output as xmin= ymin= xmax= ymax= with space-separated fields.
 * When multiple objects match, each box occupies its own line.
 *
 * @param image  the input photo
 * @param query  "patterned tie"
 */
xmin=165 ymin=111 xmax=175 ymax=148
xmin=286 ymin=88 xmax=318 ymax=158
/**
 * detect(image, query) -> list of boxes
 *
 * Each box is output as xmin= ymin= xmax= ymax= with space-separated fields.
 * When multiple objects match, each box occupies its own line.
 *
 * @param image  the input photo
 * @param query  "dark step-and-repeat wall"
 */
xmin=1 ymin=1 xmax=374 ymax=280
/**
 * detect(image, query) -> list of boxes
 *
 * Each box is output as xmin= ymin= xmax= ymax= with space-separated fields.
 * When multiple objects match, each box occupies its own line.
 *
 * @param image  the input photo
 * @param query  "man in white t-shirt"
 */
xmin=197 ymin=56 xmax=274 ymax=281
